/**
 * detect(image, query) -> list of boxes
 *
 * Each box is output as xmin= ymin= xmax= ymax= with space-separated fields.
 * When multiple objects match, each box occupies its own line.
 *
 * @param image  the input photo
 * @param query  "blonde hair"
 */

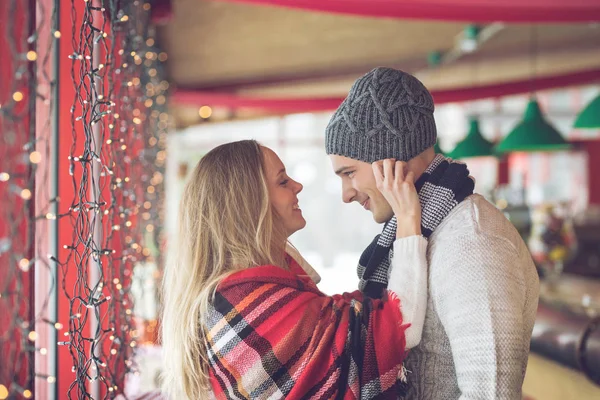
xmin=160 ymin=140 xmax=288 ymax=399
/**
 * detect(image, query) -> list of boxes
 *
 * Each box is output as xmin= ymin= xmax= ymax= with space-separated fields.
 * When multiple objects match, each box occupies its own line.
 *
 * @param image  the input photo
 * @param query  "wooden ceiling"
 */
xmin=157 ymin=0 xmax=600 ymax=126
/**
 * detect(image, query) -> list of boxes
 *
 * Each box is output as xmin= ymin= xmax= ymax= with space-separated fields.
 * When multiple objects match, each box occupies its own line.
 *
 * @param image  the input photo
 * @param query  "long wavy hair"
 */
xmin=160 ymin=140 xmax=288 ymax=399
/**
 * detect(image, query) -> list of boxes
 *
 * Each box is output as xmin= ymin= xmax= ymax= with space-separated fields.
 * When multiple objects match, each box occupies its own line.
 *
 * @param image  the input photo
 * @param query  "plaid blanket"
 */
xmin=205 ymin=259 xmax=408 ymax=399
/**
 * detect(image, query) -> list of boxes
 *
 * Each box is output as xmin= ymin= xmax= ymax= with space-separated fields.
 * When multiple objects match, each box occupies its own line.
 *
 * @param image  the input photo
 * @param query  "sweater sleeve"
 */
xmin=388 ymin=235 xmax=429 ymax=349
xmin=433 ymin=231 xmax=531 ymax=399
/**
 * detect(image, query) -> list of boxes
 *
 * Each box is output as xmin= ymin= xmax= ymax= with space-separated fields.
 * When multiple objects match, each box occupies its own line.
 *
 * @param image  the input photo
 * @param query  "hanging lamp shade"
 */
xmin=495 ymin=98 xmax=571 ymax=153
xmin=448 ymin=118 xmax=494 ymax=159
xmin=574 ymin=93 xmax=600 ymax=129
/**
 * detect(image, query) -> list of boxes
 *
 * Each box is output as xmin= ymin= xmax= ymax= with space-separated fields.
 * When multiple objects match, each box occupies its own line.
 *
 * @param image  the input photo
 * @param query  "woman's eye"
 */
xmin=280 ymin=179 xmax=289 ymax=186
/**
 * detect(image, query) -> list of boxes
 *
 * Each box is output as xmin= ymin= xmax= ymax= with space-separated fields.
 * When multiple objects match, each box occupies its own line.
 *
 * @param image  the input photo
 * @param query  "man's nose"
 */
xmin=341 ymin=181 xmax=356 ymax=204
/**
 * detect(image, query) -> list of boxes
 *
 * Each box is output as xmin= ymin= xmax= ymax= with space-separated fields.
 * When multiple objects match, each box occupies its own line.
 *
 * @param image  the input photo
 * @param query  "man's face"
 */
xmin=329 ymin=155 xmax=394 ymax=224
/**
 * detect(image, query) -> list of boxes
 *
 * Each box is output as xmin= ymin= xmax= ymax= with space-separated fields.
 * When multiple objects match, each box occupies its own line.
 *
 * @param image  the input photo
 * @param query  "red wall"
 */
xmin=577 ymin=140 xmax=600 ymax=205
xmin=56 ymin=0 xmax=85 ymax=396
xmin=0 ymin=0 xmax=35 ymax=397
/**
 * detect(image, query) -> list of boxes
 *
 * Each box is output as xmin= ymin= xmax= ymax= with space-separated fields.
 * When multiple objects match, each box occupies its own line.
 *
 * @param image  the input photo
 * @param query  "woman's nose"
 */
xmin=293 ymin=180 xmax=303 ymax=194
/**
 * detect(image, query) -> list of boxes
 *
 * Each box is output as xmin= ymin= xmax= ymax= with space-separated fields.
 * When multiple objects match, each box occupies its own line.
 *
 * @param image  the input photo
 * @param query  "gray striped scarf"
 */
xmin=358 ymin=155 xmax=475 ymax=298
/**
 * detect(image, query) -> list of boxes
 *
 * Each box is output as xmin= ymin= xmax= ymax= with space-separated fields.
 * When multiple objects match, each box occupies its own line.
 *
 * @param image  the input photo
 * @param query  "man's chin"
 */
xmin=373 ymin=217 xmax=385 ymax=224
xmin=371 ymin=209 xmax=394 ymax=224
xmin=371 ymin=213 xmax=387 ymax=224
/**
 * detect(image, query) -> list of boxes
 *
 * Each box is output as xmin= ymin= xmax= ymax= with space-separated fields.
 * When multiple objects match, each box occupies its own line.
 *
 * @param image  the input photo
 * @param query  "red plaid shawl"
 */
xmin=205 ymin=258 xmax=408 ymax=399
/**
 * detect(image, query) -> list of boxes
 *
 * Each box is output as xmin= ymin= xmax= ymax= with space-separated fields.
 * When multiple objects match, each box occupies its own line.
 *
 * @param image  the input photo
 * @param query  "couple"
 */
xmin=160 ymin=68 xmax=540 ymax=399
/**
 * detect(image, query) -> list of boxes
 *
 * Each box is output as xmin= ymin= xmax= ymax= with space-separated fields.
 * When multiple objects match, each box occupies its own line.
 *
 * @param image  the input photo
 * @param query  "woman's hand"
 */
xmin=372 ymin=159 xmax=422 ymax=238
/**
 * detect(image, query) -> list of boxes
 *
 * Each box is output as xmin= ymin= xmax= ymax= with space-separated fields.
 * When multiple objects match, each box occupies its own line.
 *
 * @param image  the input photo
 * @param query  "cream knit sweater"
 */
xmin=399 ymin=194 xmax=540 ymax=400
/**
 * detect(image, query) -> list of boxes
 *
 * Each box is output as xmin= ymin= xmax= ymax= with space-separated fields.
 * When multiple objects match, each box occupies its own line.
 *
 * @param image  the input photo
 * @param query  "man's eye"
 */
xmin=344 ymin=171 xmax=355 ymax=178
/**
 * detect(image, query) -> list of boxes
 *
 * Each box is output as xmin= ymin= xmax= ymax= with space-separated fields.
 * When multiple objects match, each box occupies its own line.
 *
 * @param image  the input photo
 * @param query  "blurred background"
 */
xmin=159 ymin=2 xmax=600 ymax=399
xmin=2 ymin=1 xmax=600 ymax=399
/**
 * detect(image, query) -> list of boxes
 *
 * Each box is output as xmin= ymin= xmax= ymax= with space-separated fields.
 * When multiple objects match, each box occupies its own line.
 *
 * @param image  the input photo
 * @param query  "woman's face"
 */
xmin=261 ymin=147 xmax=306 ymax=237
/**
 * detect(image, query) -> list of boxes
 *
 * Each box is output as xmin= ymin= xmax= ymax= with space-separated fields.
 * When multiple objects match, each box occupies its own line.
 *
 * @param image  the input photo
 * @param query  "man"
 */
xmin=325 ymin=67 xmax=539 ymax=399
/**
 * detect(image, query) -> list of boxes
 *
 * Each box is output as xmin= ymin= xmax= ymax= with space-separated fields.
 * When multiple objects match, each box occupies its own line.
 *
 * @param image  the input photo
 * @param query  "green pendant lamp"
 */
xmin=495 ymin=98 xmax=571 ymax=154
xmin=448 ymin=117 xmax=494 ymax=159
xmin=574 ymin=93 xmax=600 ymax=128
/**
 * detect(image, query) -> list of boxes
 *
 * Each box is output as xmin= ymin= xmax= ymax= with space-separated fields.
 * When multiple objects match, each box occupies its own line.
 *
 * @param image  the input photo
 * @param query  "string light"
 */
xmin=19 ymin=258 xmax=31 ymax=272
xmin=3 ymin=0 xmax=67 ymax=391
xmin=59 ymin=0 xmax=168 ymax=397
xmin=2 ymin=1 xmax=169 ymax=398
xmin=20 ymin=189 xmax=32 ymax=200
xmin=29 ymin=151 xmax=42 ymax=164
xmin=199 ymin=105 xmax=212 ymax=119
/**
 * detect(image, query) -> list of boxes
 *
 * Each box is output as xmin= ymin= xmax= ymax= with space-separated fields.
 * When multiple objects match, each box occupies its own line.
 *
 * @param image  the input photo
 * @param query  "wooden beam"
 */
xmin=175 ymin=39 xmax=600 ymax=93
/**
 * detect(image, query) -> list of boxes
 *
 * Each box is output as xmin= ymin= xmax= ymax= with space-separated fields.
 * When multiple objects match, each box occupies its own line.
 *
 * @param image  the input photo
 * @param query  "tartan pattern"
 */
xmin=205 ymin=261 xmax=408 ymax=400
xmin=358 ymin=155 xmax=475 ymax=298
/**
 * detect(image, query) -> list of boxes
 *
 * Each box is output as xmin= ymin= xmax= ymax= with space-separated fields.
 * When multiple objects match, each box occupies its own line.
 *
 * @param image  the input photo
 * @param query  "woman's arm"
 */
xmin=372 ymin=159 xmax=428 ymax=349
xmin=388 ymin=235 xmax=428 ymax=349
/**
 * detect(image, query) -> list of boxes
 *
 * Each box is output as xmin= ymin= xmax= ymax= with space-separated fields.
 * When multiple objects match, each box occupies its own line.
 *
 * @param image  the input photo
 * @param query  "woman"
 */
xmin=161 ymin=140 xmax=428 ymax=400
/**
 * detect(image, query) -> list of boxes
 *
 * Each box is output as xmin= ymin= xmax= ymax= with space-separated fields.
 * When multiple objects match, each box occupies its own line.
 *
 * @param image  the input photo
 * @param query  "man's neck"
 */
xmin=407 ymin=148 xmax=437 ymax=183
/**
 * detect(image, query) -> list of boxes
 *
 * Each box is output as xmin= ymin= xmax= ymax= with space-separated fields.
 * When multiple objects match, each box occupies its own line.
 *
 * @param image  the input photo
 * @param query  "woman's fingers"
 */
xmin=382 ymin=159 xmax=395 ymax=186
xmin=373 ymin=159 xmax=416 ymax=194
xmin=372 ymin=161 xmax=384 ymax=187
xmin=374 ymin=159 xmax=412 ymax=191
xmin=395 ymin=161 xmax=406 ymax=183
xmin=405 ymin=170 xmax=415 ymax=185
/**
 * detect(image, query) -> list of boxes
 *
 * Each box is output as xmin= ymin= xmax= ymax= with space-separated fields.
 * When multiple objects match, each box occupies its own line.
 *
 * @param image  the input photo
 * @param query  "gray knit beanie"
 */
xmin=325 ymin=67 xmax=437 ymax=163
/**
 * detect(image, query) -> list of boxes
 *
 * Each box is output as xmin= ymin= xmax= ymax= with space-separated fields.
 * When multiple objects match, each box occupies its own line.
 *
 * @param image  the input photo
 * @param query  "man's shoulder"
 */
xmin=432 ymin=194 xmax=520 ymax=243
xmin=428 ymin=194 xmax=538 ymax=288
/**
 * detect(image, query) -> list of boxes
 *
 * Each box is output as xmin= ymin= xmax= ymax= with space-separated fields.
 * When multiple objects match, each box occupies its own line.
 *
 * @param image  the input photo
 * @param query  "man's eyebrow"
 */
xmin=334 ymin=166 xmax=353 ymax=175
